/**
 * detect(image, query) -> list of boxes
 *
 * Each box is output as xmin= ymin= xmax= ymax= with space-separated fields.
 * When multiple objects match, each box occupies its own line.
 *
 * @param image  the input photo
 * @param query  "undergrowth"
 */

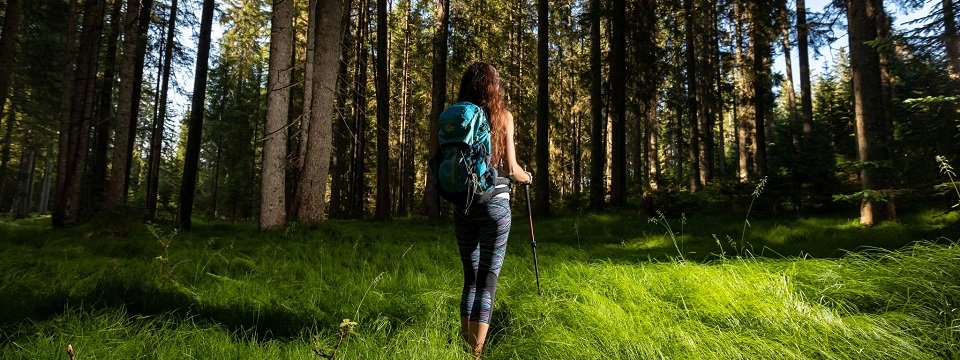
xmin=0 ymin=209 xmax=956 ymax=359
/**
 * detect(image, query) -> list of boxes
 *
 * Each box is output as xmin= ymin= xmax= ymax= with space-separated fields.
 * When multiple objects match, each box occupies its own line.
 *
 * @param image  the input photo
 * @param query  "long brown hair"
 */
xmin=458 ymin=62 xmax=509 ymax=166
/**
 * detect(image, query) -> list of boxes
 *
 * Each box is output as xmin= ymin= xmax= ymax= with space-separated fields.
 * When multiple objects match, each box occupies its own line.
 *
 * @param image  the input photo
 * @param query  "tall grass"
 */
xmin=0 ymin=210 xmax=957 ymax=359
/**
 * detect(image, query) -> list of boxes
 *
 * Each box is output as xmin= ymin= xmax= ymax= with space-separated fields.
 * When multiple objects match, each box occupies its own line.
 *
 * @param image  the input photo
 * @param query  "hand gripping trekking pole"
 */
xmin=523 ymin=183 xmax=543 ymax=296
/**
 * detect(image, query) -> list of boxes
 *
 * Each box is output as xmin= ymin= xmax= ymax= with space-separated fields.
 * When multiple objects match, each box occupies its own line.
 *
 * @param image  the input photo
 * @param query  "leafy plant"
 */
xmin=314 ymin=319 xmax=358 ymax=359
xmin=146 ymin=223 xmax=178 ymax=284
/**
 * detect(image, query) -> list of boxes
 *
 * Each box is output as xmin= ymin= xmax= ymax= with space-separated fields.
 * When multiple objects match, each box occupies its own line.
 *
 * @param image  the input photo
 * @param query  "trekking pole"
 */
xmin=523 ymin=183 xmax=543 ymax=296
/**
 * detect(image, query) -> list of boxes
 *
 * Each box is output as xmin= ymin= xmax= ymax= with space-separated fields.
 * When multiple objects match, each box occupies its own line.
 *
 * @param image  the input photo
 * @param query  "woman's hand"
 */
xmin=510 ymin=170 xmax=532 ymax=185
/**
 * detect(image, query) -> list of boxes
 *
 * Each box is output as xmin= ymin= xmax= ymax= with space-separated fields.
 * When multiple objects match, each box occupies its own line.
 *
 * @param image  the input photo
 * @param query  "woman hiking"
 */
xmin=453 ymin=62 xmax=531 ymax=357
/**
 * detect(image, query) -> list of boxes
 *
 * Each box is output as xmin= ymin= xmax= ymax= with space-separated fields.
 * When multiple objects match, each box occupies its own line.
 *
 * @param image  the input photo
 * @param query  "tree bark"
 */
xmin=397 ymin=0 xmax=413 ymax=216
xmin=260 ymin=0 xmax=294 ymax=230
xmin=588 ymin=0 xmax=605 ymax=210
xmin=90 ymin=0 xmax=124 ymax=208
xmin=422 ymin=0 xmax=449 ymax=219
xmin=796 ymin=0 xmax=814 ymax=143
xmin=177 ymin=0 xmax=215 ymax=230
xmin=608 ymin=0 xmax=626 ymax=205
xmin=735 ymin=0 xmax=753 ymax=182
xmin=750 ymin=1 xmax=772 ymax=178
xmin=846 ymin=0 xmax=891 ymax=226
xmin=146 ymin=0 xmax=178 ymax=220
xmin=535 ymin=0 xmax=551 ymax=214
xmin=106 ymin=0 xmax=152 ymax=207
xmin=685 ymin=0 xmax=702 ymax=192
xmin=296 ymin=0 xmax=344 ymax=224
xmin=54 ymin=0 xmax=104 ymax=227
xmin=374 ymin=0 xmax=390 ymax=220
xmin=0 ymin=82 xmax=16 ymax=210
xmin=328 ymin=0 xmax=354 ymax=219
xmin=39 ymin=146 xmax=53 ymax=213
xmin=0 ymin=0 xmax=22 ymax=126
xmin=348 ymin=0 xmax=369 ymax=218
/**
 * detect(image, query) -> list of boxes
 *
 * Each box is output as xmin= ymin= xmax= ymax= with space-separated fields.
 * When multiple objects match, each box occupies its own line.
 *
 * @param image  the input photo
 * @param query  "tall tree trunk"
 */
xmin=146 ymin=0 xmax=178 ymax=220
xmin=328 ymin=0 xmax=354 ymax=219
xmin=90 ymin=0 xmax=124 ymax=208
xmin=0 ymin=0 xmax=22 ymax=126
xmin=397 ymin=0 xmax=413 ymax=216
xmin=0 ymin=82 xmax=16 ymax=210
xmin=348 ymin=0 xmax=369 ymax=218
xmin=846 ymin=0 xmax=891 ymax=226
xmin=750 ymin=1 xmax=771 ymax=178
xmin=54 ymin=0 xmax=104 ymax=227
xmin=588 ymin=0 xmax=605 ymax=210
xmin=55 ymin=0 xmax=79 ymax=225
xmin=374 ymin=0 xmax=390 ymax=220
xmin=608 ymin=0 xmax=626 ymax=205
xmin=796 ymin=0 xmax=814 ymax=143
xmin=685 ymin=0 xmax=702 ymax=192
xmin=735 ymin=0 xmax=753 ymax=182
xmin=260 ymin=0 xmax=294 ymax=230
xmin=177 ymin=0 xmax=215 ymax=230
xmin=106 ymin=0 xmax=153 ymax=207
xmin=296 ymin=0 xmax=345 ymax=223
xmin=423 ymin=0 xmax=449 ymax=219
xmin=535 ymin=0 xmax=551 ymax=215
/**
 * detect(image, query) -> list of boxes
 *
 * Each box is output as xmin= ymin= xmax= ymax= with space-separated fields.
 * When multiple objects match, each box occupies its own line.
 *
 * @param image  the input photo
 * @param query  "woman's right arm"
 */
xmin=503 ymin=112 xmax=532 ymax=184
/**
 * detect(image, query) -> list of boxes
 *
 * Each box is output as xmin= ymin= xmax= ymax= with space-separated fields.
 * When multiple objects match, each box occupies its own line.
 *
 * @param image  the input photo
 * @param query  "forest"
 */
xmin=0 ymin=0 xmax=956 ymax=227
xmin=1 ymin=0 xmax=960 ymax=358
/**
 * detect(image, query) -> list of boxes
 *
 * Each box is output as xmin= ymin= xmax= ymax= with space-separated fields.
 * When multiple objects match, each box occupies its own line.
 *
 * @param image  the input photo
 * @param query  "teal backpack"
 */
xmin=429 ymin=102 xmax=510 ymax=212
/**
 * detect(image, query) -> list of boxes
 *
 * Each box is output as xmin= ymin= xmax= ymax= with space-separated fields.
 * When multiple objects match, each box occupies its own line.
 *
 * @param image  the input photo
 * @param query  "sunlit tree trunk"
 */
xmin=588 ymin=0 xmax=605 ymax=210
xmin=177 ymin=0 xmax=215 ymax=230
xmin=260 ymin=0 xmax=294 ymax=230
xmin=296 ymin=0 xmax=344 ymax=223
xmin=846 ymin=0 xmax=892 ymax=226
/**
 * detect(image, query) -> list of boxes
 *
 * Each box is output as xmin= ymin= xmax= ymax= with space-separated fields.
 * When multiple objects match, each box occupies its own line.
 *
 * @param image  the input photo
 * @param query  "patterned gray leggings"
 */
xmin=454 ymin=196 xmax=511 ymax=324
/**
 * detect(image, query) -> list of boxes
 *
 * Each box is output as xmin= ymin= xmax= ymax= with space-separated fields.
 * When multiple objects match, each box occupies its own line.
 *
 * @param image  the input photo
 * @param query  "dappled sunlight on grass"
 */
xmin=0 ymin=211 xmax=958 ymax=358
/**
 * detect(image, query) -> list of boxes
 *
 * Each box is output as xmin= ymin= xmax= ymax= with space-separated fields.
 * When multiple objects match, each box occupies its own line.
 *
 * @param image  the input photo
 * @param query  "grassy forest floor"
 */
xmin=0 ymin=207 xmax=958 ymax=359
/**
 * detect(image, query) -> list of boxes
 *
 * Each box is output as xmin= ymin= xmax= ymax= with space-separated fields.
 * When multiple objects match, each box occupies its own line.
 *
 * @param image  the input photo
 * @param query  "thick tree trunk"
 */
xmin=374 ymin=0 xmax=390 ymax=220
xmin=106 ymin=0 xmax=152 ymax=207
xmin=0 ymin=0 xmax=22 ymax=210
xmin=685 ymin=0 xmax=702 ymax=192
xmin=54 ymin=0 xmax=79 ymax=226
xmin=422 ymin=0 xmax=448 ymax=219
xmin=296 ymin=0 xmax=344 ymax=224
xmin=847 ymin=0 xmax=891 ymax=226
xmin=535 ymin=0 xmax=551 ymax=214
xmin=177 ymin=0 xmax=215 ymax=230
xmin=260 ymin=0 xmax=294 ymax=230
xmin=146 ymin=0 xmax=178 ymax=220
xmin=54 ymin=0 xmax=104 ymax=227
xmin=90 ymin=0 xmax=124 ymax=208
xmin=588 ymin=0 xmax=605 ymax=210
